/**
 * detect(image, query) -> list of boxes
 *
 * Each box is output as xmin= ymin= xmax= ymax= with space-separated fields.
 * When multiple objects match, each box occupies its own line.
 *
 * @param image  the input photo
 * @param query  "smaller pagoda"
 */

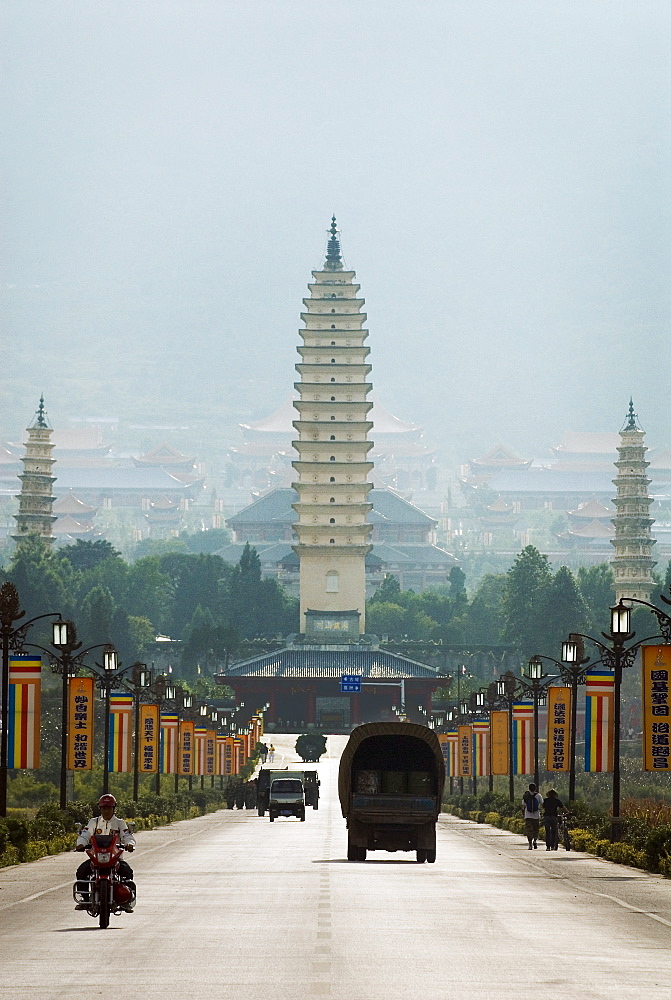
xmin=12 ymin=396 xmax=57 ymax=546
xmin=610 ymin=400 xmax=656 ymax=601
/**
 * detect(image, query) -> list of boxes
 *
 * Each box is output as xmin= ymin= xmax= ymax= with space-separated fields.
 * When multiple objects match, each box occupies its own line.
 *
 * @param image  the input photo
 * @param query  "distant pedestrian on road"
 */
xmin=542 ymin=789 xmax=564 ymax=851
xmin=268 ymin=744 xmax=275 ymax=763
xmin=259 ymin=743 xmax=268 ymax=764
xmin=522 ymin=783 xmax=543 ymax=850
xmin=225 ymin=782 xmax=235 ymax=809
xmin=235 ymin=781 xmax=245 ymax=809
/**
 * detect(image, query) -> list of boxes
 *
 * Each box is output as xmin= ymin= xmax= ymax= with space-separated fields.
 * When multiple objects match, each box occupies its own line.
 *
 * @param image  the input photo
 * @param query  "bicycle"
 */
xmin=557 ymin=811 xmax=572 ymax=851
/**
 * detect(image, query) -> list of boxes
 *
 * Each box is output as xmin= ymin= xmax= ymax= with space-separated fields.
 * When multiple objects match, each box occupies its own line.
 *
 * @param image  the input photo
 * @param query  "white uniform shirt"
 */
xmin=76 ymin=815 xmax=136 ymax=849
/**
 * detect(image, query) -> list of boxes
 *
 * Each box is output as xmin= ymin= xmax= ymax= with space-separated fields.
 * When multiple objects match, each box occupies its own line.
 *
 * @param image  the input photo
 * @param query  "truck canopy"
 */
xmin=338 ymin=722 xmax=446 ymax=817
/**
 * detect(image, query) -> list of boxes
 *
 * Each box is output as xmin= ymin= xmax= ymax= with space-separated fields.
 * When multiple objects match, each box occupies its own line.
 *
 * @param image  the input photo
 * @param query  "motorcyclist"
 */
xmin=75 ymin=794 xmax=136 ymax=911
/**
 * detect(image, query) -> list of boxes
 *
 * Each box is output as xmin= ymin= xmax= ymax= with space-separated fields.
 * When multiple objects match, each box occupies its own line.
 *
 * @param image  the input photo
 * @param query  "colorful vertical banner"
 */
xmin=585 ymin=670 xmax=614 ymax=772
xmin=216 ymin=734 xmax=227 ymax=775
xmin=7 ymin=655 xmax=41 ymax=769
xmin=223 ymin=736 xmax=237 ymax=776
xmin=490 ymin=711 xmax=509 ymax=775
xmin=472 ymin=718 xmax=490 ymax=776
xmin=437 ymin=733 xmax=450 ymax=772
xmin=159 ymin=713 xmax=179 ymax=774
xmin=512 ymin=701 xmax=534 ymax=775
xmin=68 ymin=676 xmax=94 ymax=770
xmin=546 ymin=686 xmax=571 ymax=772
xmin=194 ymin=726 xmax=208 ymax=776
xmin=108 ymin=691 xmax=133 ymax=773
xmin=642 ymin=645 xmax=671 ymax=771
xmin=234 ymin=736 xmax=246 ymax=771
xmin=457 ymin=725 xmax=473 ymax=777
xmin=139 ymin=704 xmax=159 ymax=774
xmin=179 ymin=720 xmax=195 ymax=776
xmin=443 ymin=728 xmax=458 ymax=777
xmin=206 ymin=729 xmax=216 ymax=776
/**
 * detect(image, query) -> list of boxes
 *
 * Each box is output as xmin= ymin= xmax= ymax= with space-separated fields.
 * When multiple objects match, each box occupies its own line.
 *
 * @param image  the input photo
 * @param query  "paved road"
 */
xmin=1 ymin=733 xmax=670 ymax=999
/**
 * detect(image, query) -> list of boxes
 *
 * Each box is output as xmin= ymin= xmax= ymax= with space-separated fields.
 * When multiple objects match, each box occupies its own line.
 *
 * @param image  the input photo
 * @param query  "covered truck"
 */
xmin=338 ymin=722 xmax=445 ymax=863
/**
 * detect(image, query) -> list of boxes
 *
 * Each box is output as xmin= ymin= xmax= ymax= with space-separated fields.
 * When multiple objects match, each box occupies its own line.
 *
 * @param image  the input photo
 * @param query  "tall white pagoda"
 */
xmin=610 ymin=400 xmax=656 ymax=602
xmin=12 ymin=396 xmax=57 ymax=546
xmin=292 ymin=219 xmax=374 ymax=635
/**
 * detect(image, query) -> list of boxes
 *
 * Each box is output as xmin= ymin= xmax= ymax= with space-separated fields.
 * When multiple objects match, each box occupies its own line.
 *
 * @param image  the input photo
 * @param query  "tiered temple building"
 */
xmin=12 ymin=397 xmax=57 ymax=546
xmin=216 ymin=220 xmax=449 ymax=729
xmin=611 ymin=400 xmax=656 ymax=601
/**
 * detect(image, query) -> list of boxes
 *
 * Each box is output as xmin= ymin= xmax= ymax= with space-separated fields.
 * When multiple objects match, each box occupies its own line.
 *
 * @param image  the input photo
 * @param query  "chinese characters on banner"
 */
xmin=159 ymin=713 xmax=179 ymax=774
xmin=139 ymin=704 xmax=159 ymax=774
xmin=490 ymin=711 xmax=509 ymax=775
xmin=206 ymin=730 xmax=217 ymax=776
xmin=546 ymin=687 xmax=571 ymax=772
xmin=216 ymin=734 xmax=227 ymax=775
xmin=585 ymin=671 xmax=614 ymax=772
xmin=7 ymin=655 xmax=41 ymax=769
xmin=642 ymin=645 xmax=671 ymax=771
xmin=67 ymin=675 xmax=94 ymax=770
xmin=512 ymin=701 xmax=534 ymax=775
xmin=457 ymin=725 xmax=473 ymax=777
xmin=223 ymin=736 xmax=237 ymax=775
xmin=179 ymin=720 xmax=195 ymax=776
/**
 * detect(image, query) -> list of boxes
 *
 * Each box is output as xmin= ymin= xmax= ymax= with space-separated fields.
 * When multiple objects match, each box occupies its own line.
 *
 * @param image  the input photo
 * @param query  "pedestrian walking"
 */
xmin=259 ymin=743 xmax=268 ymax=764
xmin=522 ymin=782 xmax=544 ymax=850
xmin=225 ymin=782 xmax=236 ymax=809
xmin=542 ymin=789 xmax=564 ymax=851
xmin=235 ymin=781 xmax=245 ymax=809
xmin=268 ymin=744 xmax=275 ymax=763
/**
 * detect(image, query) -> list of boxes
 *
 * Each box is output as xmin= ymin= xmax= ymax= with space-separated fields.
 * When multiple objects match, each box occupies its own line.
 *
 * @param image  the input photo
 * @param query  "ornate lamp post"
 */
xmin=562 ymin=598 xmax=671 ymax=840
xmin=479 ymin=682 xmax=500 ymax=793
xmin=0 ymin=582 xmax=67 ymax=816
xmin=519 ymin=656 xmax=556 ymax=790
xmin=126 ymin=663 xmax=152 ymax=802
xmin=497 ymin=671 xmax=519 ymax=802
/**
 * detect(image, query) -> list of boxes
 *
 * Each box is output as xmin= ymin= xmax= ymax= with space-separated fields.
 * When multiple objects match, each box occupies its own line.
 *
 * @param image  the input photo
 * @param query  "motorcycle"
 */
xmin=73 ymin=826 xmax=136 ymax=929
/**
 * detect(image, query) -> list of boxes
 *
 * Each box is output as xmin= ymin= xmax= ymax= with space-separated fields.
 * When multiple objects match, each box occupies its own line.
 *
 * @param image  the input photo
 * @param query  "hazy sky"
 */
xmin=3 ymin=1 xmax=670 ymax=460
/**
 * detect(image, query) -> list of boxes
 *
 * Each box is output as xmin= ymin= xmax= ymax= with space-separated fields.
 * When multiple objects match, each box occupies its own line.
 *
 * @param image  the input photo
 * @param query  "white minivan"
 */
xmin=269 ymin=777 xmax=305 ymax=822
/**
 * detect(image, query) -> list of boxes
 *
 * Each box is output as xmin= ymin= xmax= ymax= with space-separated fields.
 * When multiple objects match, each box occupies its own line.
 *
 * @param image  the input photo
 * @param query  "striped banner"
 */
xmin=443 ymin=728 xmax=458 ymax=777
xmin=222 ymin=736 xmax=237 ymax=775
xmin=108 ymin=691 xmax=133 ymax=773
xmin=473 ymin=718 xmax=490 ymax=776
xmin=512 ymin=701 xmax=534 ymax=775
xmin=139 ymin=704 xmax=159 ymax=774
xmin=159 ymin=713 xmax=179 ymax=774
xmin=216 ymin=734 xmax=227 ymax=776
xmin=585 ymin=670 xmax=614 ymax=772
xmin=457 ymin=725 xmax=473 ymax=777
xmin=7 ymin=655 xmax=41 ymax=769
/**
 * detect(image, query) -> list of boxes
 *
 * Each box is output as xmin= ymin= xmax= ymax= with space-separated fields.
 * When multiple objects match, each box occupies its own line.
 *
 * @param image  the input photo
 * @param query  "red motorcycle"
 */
xmin=73 ymin=830 xmax=136 ymax=929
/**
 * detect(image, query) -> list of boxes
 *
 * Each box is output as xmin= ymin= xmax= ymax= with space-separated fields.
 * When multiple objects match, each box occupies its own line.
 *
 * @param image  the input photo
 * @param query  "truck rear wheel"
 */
xmin=416 ymin=849 xmax=428 ymax=863
xmin=357 ymin=846 xmax=367 ymax=861
xmin=347 ymin=840 xmax=357 ymax=861
xmin=426 ymin=849 xmax=436 ymax=863
xmin=269 ymin=813 xmax=275 ymax=822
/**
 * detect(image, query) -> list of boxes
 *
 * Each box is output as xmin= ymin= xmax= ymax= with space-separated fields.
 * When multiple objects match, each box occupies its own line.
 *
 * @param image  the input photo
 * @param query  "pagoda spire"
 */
xmin=622 ymin=397 xmax=640 ymax=432
xmin=324 ymin=216 xmax=343 ymax=270
xmin=13 ymin=397 xmax=57 ymax=546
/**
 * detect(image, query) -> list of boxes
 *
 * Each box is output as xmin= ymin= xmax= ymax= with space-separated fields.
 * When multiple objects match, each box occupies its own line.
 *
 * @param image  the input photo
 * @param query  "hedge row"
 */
xmin=0 ymin=786 xmax=236 ymax=869
xmin=443 ymin=793 xmax=671 ymax=877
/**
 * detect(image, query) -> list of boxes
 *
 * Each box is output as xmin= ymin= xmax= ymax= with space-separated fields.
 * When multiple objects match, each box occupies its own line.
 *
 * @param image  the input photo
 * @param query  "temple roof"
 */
xmin=241 ymin=395 xmax=421 ymax=437
xmin=227 ymin=487 xmax=437 ymax=528
xmin=53 ymin=514 xmax=95 ymax=535
xmin=53 ymin=467 xmax=192 ymax=492
xmin=487 ymin=469 xmax=615 ymax=494
xmin=551 ymin=432 xmax=619 ymax=456
xmin=221 ymin=647 xmax=449 ymax=679
xmin=470 ymin=443 xmax=531 ymax=469
xmin=133 ymin=443 xmax=195 ymax=468
xmin=567 ymin=495 xmax=613 ymax=519
xmin=53 ymin=491 xmax=97 ymax=515
xmin=566 ymin=519 xmax=615 ymax=538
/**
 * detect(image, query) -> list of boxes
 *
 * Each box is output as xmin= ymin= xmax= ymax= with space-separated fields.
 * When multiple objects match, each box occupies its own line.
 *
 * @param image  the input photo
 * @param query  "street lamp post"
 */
xmin=99 ymin=646 xmax=119 ymax=795
xmin=127 ymin=663 xmax=152 ymax=802
xmin=563 ymin=598 xmax=671 ymax=841
xmin=497 ymin=671 xmax=519 ymax=802
xmin=520 ymin=656 xmax=555 ymax=790
xmin=0 ymin=582 xmax=67 ymax=816
xmin=51 ymin=621 xmax=81 ymax=810
xmin=480 ymin=682 xmax=500 ymax=793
